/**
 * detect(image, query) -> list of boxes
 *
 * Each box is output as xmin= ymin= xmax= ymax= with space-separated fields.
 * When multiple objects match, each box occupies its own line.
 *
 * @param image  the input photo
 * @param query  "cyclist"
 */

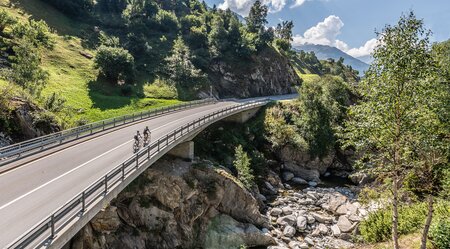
xmin=143 ymin=126 xmax=151 ymax=144
xmin=134 ymin=131 xmax=142 ymax=147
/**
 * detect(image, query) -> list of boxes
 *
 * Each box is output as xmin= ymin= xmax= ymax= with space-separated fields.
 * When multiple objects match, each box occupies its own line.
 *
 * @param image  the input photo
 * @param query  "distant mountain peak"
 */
xmin=294 ymin=44 xmax=370 ymax=75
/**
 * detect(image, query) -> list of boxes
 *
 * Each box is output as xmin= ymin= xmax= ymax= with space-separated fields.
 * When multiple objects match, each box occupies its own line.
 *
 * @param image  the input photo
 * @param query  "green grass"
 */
xmin=1 ymin=0 xmax=182 ymax=125
xmin=299 ymin=73 xmax=321 ymax=84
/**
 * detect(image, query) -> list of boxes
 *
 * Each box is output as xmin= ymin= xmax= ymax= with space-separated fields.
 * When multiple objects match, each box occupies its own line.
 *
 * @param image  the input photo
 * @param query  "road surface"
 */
xmin=0 ymin=94 xmax=296 ymax=248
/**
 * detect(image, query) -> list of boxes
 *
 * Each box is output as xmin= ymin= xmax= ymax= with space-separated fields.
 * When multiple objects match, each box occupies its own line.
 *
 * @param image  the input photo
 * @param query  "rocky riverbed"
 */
xmin=263 ymin=186 xmax=374 ymax=249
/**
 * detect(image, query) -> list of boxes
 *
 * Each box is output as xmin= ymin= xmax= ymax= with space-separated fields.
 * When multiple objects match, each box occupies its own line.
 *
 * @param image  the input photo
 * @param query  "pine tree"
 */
xmin=233 ymin=145 xmax=254 ymax=189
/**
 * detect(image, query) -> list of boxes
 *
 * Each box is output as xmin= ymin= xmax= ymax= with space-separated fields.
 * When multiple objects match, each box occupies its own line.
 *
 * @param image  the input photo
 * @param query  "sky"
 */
xmin=204 ymin=0 xmax=450 ymax=60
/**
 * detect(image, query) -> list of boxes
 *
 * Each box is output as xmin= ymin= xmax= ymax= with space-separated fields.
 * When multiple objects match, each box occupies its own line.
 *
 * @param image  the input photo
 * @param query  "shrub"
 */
xmin=94 ymin=45 xmax=135 ymax=84
xmin=233 ymin=145 xmax=254 ymax=189
xmin=360 ymin=202 xmax=427 ymax=243
xmin=143 ymin=78 xmax=178 ymax=99
xmin=430 ymin=219 xmax=450 ymax=249
xmin=120 ymin=84 xmax=133 ymax=96
xmin=156 ymin=9 xmax=179 ymax=32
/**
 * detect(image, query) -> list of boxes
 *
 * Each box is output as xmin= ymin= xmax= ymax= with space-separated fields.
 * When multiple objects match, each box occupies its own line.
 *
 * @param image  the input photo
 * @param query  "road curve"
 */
xmin=0 ymin=95 xmax=297 ymax=248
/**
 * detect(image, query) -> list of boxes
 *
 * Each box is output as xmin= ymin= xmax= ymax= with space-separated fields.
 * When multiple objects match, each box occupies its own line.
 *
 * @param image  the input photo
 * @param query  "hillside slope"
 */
xmin=295 ymin=44 xmax=369 ymax=74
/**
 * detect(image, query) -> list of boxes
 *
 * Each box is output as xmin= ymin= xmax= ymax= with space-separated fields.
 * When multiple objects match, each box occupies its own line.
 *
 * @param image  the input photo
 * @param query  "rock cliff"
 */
xmin=64 ymin=158 xmax=274 ymax=249
xmin=209 ymin=48 xmax=301 ymax=98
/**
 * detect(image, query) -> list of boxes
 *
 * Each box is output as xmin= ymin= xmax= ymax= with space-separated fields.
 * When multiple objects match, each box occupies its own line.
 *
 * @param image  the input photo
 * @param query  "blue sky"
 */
xmin=204 ymin=0 xmax=450 ymax=59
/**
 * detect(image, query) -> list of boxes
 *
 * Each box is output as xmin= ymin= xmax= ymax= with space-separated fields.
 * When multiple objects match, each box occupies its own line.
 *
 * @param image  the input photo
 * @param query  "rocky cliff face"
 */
xmin=65 ymin=158 xmax=275 ymax=249
xmin=0 ymin=96 xmax=60 ymax=144
xmin=209 ymin=48 xmax=301 ymax=98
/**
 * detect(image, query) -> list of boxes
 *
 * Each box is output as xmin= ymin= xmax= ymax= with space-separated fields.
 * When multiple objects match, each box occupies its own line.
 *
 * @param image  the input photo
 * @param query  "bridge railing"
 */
xmin=7 ymin=98 xmax=269 ymax=249
xmin=0 ymin=98 xmax=216 ymax=166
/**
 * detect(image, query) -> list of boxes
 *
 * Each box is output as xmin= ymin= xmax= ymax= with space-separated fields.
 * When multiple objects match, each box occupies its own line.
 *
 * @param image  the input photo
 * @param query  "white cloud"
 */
xmin=293 ymin=15 xmax=377 ymax=58
xmin=346 ymin=38 xmax=378 ymax=58
xmin=219 ymin=0 xmax=287 ymax=16
xmin=290 ymin=0 xmax=306 ymax=8
xmin=293 ymin=15 xmax=344 ymax=47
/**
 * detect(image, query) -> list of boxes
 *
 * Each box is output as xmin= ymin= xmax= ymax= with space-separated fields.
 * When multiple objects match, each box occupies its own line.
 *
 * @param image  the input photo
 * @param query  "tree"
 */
xmin=246 ymin=1 xmax=268 ymax=34
xmin=296 ymin=76 xmax=349 ymax=158
xmin=343 ymin=12 xmax=440 ymax=249
xmin=94 ymin=45 xmax=135 ymax=84
xmin=233 ymin=145 xmax=254 ymax=189
xmin=275 ymin=21 xmax=294 ymax=51
xmin=10 ymin=40 xmax=49 ymax=96
xmin=165 ymin=36 xmax=207 ymax=88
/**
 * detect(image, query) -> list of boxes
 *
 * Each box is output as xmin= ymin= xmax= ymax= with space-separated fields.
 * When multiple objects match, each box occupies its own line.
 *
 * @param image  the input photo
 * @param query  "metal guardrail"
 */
xmin=0 ymin=98 xmax=216 ymax=166
xmin=6 ymin=98 xmax=270 ymax=249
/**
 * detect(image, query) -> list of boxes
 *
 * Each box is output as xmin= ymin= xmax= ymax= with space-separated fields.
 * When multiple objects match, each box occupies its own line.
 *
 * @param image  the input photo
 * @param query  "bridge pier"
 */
xmin=167 ymin=141 xmax=194 ymax=161
xmin=222 ymin=107 xmax=260 ymax=123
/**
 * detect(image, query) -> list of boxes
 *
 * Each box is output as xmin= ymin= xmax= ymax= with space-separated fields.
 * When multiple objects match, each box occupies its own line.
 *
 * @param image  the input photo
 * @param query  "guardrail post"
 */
xmin=132 ymin=113 xmax=135 ymax=122
xmin=147 ymin=147 xmax=150 ymax=159
xmin=113 ymin=118 xmax=116 ymax=127
xmin=104 ymin=176 xmax=108 ymax=194
xmin=102 ymin=121 xmax=105 ymax=131
xmin=166 ymin=134 xmax=169 ymax=145
xmin=81 ymin=192 xmax=86 ymax=212
xmin=90 ymin=124 xmax=93 ymax=135
xmin=121 ymin=163 xmax=125 ymax=181
xmin=50 ymin=214 xmax=55 ymax=239
xmin=136 ymin=154 xmax=139 ymax=169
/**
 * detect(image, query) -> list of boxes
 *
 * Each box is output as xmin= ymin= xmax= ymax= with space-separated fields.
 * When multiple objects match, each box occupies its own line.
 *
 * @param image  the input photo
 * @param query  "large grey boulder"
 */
xmin=204 ymin=214 xmax=276 ymax=249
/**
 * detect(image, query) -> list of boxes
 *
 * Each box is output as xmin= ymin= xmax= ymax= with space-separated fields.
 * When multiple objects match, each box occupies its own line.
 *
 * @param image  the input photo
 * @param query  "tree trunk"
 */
xmin=392 ymin=174 xmax=400 ymax=249
xmin=420 ymin=195 xmax=434 ymax=249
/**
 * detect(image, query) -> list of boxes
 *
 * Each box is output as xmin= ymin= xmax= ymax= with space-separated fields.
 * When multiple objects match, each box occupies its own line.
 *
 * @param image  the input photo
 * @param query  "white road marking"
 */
xmin=0 ymin=140 xmax=131 ymax=210
xmin=0 ymin=103 xmax=224 ymax=176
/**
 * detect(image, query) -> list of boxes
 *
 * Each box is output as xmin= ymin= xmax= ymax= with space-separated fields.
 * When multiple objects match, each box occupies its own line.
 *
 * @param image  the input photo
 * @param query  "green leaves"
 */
xmin=94 ymin=45 xmax=135 ymax=84
xmin=233 ymin=145 xmax=255 ymax=189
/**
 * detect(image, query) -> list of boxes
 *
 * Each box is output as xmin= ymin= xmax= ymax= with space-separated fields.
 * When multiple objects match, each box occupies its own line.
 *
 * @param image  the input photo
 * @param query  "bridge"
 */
xmin=0 ymin=95 xmax=296 ymax=249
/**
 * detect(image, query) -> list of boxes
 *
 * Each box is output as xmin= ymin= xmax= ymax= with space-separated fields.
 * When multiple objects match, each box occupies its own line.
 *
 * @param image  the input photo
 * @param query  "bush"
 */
xmin=120 ymin=84 xmax=133 ymax=96
xmin=143 ymin=78 xmax=178 ymax=99
xmin=430 ymin=219 xmax=450 ymax=249
xmin=156 ymin=9 xmax=179 ymax=32
xmin=94 ymin=45 xmax=135 ymax=84
xmin=360 ymin=202 xmax=427 ymax=243
xmin=233 ymin=145 xmax=254 ymax=189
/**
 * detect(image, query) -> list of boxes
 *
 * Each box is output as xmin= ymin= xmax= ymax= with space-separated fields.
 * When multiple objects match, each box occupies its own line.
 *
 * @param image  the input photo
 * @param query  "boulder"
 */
xmin=308 ymin=181 xmax=318 ymax=187
xmin=306 ymin=215 xmax=315 ymax=224
xmin=282 ymin=171 xmax=295 ymax=181
xmin=291 ymin=177 xmax=308 ymax=185
xmin=271 ymin=208 xmax=283 ymax=216
xmin=277 ymin=215 xmax=297 ymax=226
xmin=90 ymin=206 xmax=121 ymax=233
xmin=204 ymin=214 xmax=276 ymax=249
xmin=283 ymin=225 xmax=296 ymax=237
xmin=330 ymin=224 xmax=341 ymax=237
xmin=324 ymin=194 xmax=348 ymax=213
xmin=337 ymin=216 xmax=353 ymax=233
xmin=296 ymin=216 xmax=308 ymax=231
xmin=310 ymin=212 xmax=333 ymax=224
xmin=282 ymin=206 xmax=293 ymax=215
xmin=349 ymin=172 xmax=372 ymax=185
xmin=311 ymin=224 xmax=328 ymax=236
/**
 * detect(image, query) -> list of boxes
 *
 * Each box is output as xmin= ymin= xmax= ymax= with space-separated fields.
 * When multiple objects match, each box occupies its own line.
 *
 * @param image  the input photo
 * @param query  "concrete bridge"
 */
xmin=0 ymin=95 xmax=296 ymax=249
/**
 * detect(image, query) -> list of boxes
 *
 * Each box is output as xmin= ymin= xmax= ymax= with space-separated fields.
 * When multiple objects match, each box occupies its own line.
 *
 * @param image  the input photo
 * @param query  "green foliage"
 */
xmin=296 ymin=76 xmax=350 ymax=158
xmin=165 ymin=36 xmax=207 ymax=92
xmin=233 ymin=145 xmax=254 ymax=189
xmin=0 ymin=11 xmax=54 ymax=96
xmin=429 ymin=219 xmax=450 ymax=249
xmin=10 ymin=41 xmax=49 ymax=96
xmin=44 ymin=92 xmax=66 ymax=112
xmin=246 ymin=0 xmax=267 ymax=34
xmin=94 ymin=45 xmax=135 ymax=84
xmin=143 ymin=78 xmax=178 ymax=99
xmin=360 ymin=203 xmax=427 ymax=243
xmin=155 ymin=9 xmax=179 ymax=32
xmin=275 ymin=20 xmax=294 ymax=51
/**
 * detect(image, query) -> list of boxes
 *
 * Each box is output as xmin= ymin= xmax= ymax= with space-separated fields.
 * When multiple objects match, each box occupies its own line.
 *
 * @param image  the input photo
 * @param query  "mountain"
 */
xmin=295 ymin=44 xmax=370 ymax=75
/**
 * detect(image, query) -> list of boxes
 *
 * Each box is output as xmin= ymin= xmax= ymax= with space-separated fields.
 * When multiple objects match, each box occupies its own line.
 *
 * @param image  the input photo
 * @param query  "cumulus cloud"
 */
xmin=293 ymin=15 xmax=377 ymax=58
xmin=346 ymin=38 xmax=378 ymax=58
xmin=219 ymin=0 xmax=293 ymax=16
xmin=293 ymin=15 xmax=344 ymax=46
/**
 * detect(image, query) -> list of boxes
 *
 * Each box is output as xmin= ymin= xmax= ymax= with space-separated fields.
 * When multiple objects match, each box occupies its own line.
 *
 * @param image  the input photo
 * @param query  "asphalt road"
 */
xmin=0 ymin=94 xmax=296 ymax=248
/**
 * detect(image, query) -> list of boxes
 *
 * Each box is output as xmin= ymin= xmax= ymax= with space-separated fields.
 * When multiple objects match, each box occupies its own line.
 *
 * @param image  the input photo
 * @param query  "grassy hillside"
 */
xmin=0 ymin=0 xmax=181 ymax=125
